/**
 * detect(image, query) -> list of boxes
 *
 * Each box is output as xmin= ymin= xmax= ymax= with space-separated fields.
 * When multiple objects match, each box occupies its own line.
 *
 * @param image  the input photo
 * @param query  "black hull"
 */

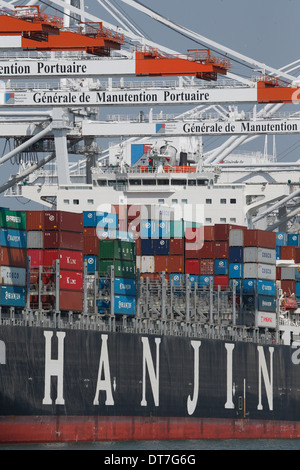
xmin=0 ymin=325 xmax=300 ymax=442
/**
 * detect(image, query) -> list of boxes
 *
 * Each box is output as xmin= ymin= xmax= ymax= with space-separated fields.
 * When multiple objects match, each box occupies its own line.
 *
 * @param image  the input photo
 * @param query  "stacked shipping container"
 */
xmin=27 ymin=211 xmax=84 ymax=311
xmin=98 ymin=238 xmax=137 ymax=315
xmin=0 ymin=209 xmax=27 ymax=308
xmin=2 ymin=204 xmax=300 ymax=318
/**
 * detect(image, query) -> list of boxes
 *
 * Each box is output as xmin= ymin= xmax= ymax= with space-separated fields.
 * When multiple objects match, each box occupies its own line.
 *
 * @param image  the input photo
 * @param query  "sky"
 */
xmin=1 ymin=0 xmax=300 ymax=209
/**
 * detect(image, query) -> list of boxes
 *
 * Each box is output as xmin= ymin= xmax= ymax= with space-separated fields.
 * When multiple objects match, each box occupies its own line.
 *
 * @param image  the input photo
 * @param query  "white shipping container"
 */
xmin=0 ymin=266 xmax=26 ymax=286
xmin=243 ymin=263 xmax=276 ymax=280
xmin=141 ymin=256 xmax=154 ymax=273
xmin=229 ymin=229 xmax=244 ymax=247
xmin=27 ymin=230 xmax=43 ymax=249
xmin=244 ymin=247 xmax=276 ymax=265
xmin=136 ymin=255 xmax=141 ymax=270
xmin=256 ymin=311 xmax=276 ymax=329
xmin=281 ymin=267 xmax=296 ymax=280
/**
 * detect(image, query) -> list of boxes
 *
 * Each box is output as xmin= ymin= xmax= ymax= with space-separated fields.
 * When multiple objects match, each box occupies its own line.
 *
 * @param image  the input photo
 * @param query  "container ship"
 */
xmin=1 ymin=206 xmax=300 ymax=443
xmin=1 ymin=1 xmax=300 ymax=443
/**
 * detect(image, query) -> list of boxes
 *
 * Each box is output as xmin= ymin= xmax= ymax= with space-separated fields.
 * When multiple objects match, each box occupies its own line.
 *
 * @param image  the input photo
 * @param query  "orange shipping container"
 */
xmin=214 ymin=241 xmax=229 ymax=259
xmin=169 ymin=238 xmax=184 ymax=255
xmin=0 ymin=247 xmax=27 ymax=268
xmin=243 ymin=229 xmax=276 ymax=249
xmin=168 ymin=255 xmax=184 ymax=273
xmin=154 ymin=255 xmax=168 ymax=273
xmin=59 ymin=290 xmax=83 ymax=311
xmin=26 ymin=210 xmax=45 ymax=231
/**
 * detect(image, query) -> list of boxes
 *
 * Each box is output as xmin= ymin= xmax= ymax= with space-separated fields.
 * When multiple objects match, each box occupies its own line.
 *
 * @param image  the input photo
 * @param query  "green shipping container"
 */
xmin=99 ymin=259 xmax=136 ymax=279
xmin=0 ymin=210 xmax=26 ymax=230
xmin=99 ymin=239 xmax=136 ymax=261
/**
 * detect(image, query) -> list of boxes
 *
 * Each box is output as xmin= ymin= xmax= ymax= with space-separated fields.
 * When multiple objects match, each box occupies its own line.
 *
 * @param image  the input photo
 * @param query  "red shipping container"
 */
xmin=83 ymin=227 xmax=98 ymax=237
xmin=214 ymin=224 xmax=245 ymax=241
xmin=185 ymin=242 xmax=201 ymax=258
xmin=83 ymin=236 xmax=98 ymax=255
xmin=44 ymin=249 xmax=83 ymax=271
xmin=59 ymin=290 xmax=83 ymax=311
xmin=281 ymin=246 xmax=296 ymax=260
xmin=127 ymin=220 xmax=140 ymax=239
xmin=185 ymin=227 xmax=203 ymax=243
xmin=0 ymin=247 xmax=27 ymax=268
xmin=243 ymin=229 xmax=276 ymax=248
xmin=127 ymin=204 xmax=142 ymax=220
xmin=44 ymin=211 xmax=83 ymax=232
xmin=203 ymin=226 xmax=215 ymax=241
xmin=280 ymin=280 xmax=296 ymax=295
xmin=135 ymin=238 xmax=141 ymax=255
xmin=199 ymin=259 xmax=214 ymax=275
xmin=214 ymin=275 xmax=229 ymax=290
xmin=199 ymin=241 xmax=214 ymax=258
xmin=60 ymin=270 xmax=83 ymax=291
xmin=185 ymin=259 xmax=199 ymax=275
xmin=27 ymin=249 xmax=44 ymax=268
xmin=154 ymin=255 xmax=168 ymax=273
xmin=295 ymin=248 xmax=300 ymax=263
xmin=168 ymin=255 xmax=184 ymax=273
xmin=26 ymin=211 xmax=45 ymax=231
xmin=44 ymin=231 xmax=84 ymax=251
xmin=214 ymin=241 xmax=229 ymax=259
xmin=276 ymin=267 xmax=281 ymax=280
xmin=169 ymin=238 xmax=184 ymax=255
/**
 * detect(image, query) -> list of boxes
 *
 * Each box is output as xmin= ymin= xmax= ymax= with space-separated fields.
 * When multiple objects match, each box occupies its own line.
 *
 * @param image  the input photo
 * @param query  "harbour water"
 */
xmin=1 ymin=439 xmax=300 ymax=450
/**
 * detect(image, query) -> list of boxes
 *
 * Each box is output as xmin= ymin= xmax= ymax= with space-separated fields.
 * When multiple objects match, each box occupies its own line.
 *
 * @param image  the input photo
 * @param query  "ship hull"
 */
xmin=2 ymin=416 xmax=300 ymax=443
xmin=1 ymin=325 xmax=300 ymax=443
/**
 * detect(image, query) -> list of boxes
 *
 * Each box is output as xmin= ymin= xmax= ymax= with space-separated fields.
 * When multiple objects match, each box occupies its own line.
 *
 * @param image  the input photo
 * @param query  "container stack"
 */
xmin=43 ymin=211 xmax=84 ymax=311
xmin=26 ymin=211 xmax=84 ymax=311
xmin=98 ymin=239 xmax=137 ymax=315
xmin=230 ymin=228 xmax=277 ymax=327
xmin=83 ymin=210 xmax=101 ymax=273
xmin=275 ymin=231 xmax=300 ymax=304
xmin=0 ymin=209 xmax=27 ymax=308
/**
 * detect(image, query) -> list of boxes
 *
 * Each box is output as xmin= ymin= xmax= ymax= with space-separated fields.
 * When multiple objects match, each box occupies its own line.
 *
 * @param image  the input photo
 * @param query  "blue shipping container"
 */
xmin=114 ymin=277 xmax=136 ymax=296
xmin=83 ymin=211 xmax=97 ymax=227
xmin=0 ymin=285 xmax=26 ymax=307
xmin=141 ymin=220 xmax=156 ymax=238
xmin=257 ymin=279 xmax=276 ymax=296
xmin=0 ymin=229 xmax=27 ymax=249
xmin=154 ymin=238 xmax=170 ymax=255
xmin=276 ymin=232 xmax=287 ymax=246
xmin=155 ymin=220 xmax=170 ymax=238
xmin=229 ymin=278 xmax=242 ymax=293
xmin=114 ymin=295 xmax=136 ymax=315
xmin=243 ymin=279 xmax=257 ymax=294
xmin=84 ymin=255 xmax=98 ymax=273
xmin=243 ymin=295 xmax=255 ymax=308
xmin=258 ymin=295 xmax=276 ymax=312
xmin=99 ymin=278 xmax=110 ymax=290
xmin=229 ymin=263 xmax=243 ymax=279
xmin=288 ymin=233 xmax=300 ymax=246
xmin=141 ymin=239 xmax=155 ymax=255
xmin=97 ymin=212 xmax=118 ymax=229
xmin=228 ymin=246 xmax=243 ymax=263
xmin=296 ymin=268 xmax=300 ymax=281
xmin=276 ymin=246 xmax=281 ymax=260
xmin=170 ymin=273 xmax=184 ymax=286
xmin=214 ymin=259 xmax=228 ymax=275
xmin=296 ymin=282 xmax=300 ymax=297
xmin=199 ymin=275 xmax=213 ymax=287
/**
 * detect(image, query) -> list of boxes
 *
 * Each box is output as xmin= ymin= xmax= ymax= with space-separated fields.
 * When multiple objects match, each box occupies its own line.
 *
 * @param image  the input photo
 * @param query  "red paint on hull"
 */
xmin=1 ymin=416 xmax=300 ymax=443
